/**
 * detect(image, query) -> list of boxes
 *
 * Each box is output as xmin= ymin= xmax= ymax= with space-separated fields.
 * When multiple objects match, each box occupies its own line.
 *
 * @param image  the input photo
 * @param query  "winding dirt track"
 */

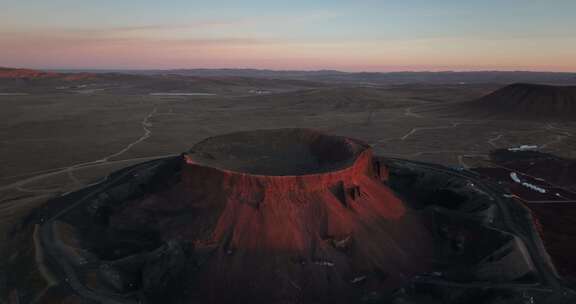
xmin=0 ymin=107 xmax=173 ymax=194
xmin=2 ymin=103 xmax=574 ymax=199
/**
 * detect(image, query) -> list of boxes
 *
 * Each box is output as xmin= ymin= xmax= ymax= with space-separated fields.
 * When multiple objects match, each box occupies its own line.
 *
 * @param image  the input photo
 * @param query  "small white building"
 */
xmin=508 ymin=145 xmax=539 ymax=152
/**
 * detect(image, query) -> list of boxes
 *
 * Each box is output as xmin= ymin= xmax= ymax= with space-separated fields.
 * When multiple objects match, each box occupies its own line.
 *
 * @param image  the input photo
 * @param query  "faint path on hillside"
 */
xmin=399 ymin=121 xmax=462 ymax=141
xmin=541 ymin=123 xmax=573 ymax=150
xmin=404 ymin=106 xmax=423 ymax=118
xmin=487 ymin=133 xmax=503 ymax=148
xmin=457 ymin=154 xmax=489 ymax=168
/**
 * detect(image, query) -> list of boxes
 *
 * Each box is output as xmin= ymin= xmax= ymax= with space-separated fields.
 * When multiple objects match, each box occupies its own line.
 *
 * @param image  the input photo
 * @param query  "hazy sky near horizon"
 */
xmin=1 ymin=0 xmax=575 ymax=71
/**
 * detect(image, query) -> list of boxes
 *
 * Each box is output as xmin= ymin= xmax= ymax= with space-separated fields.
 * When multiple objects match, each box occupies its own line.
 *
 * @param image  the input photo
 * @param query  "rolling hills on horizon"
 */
xmin=0 ymin=67 xmax=326 ymax=95
xmin=5 ymin=66 xmax=576 ymax=85
xmin=96 ymin=68 xmax=576 ymax=85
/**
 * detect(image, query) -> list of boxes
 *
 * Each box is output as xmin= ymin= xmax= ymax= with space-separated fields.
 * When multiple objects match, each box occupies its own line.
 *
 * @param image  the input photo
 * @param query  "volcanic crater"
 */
xmin=32 ymin=129 xmax=555 ymax=304
xmin=104 ymin=129 xmax=433 ymax=303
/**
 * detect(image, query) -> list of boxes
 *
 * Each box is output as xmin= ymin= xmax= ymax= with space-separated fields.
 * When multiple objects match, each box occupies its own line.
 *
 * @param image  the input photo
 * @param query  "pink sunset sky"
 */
xmin=1 ymin=0 xmax=575 ymax=72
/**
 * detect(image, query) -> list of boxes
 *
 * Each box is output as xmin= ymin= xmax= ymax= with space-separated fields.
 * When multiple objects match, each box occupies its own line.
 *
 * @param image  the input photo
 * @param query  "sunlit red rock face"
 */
xmin=111 ymin=129 xmax=433 ymax=303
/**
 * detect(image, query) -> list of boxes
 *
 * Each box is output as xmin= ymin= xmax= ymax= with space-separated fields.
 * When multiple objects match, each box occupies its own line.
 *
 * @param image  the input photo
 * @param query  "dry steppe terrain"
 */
xmin=2 ymin=70 xmax=576 ymax=302
xmin=1 ymin=77 xmax=576 ymax=201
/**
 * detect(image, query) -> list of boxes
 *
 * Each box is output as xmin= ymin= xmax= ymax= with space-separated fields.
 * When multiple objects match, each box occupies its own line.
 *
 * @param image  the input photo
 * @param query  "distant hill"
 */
xmin=0 ymin=67 xmax=100 ymax=81
xmin=458 ymin=83 xmax=576 ymax=120
xmin=0 ymin=67 xmax=324 ymax=94
xmin=130 ymin=69 xmax=576 ymax=85
xmin=0 ymin=67 xmax=61 ymax=79
xmin=11 ymin=67 xmax=576 ymax=85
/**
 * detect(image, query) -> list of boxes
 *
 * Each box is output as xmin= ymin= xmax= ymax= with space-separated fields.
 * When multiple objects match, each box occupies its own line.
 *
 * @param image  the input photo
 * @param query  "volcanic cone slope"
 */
xmin=110 ymin=129 xmax=432 ymax=303
xmin=458 ymin=83 xmax=576 ymax=120
xmin=35 ymin=129 xmax=555 ymax=304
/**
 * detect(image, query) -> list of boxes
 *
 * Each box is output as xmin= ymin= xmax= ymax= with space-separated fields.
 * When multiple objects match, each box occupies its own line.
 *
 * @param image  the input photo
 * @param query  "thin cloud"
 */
xmin=66 ymin=20 xmax=247 ymax=36
xmin=0 ymin=11 xmax=339 ymax=38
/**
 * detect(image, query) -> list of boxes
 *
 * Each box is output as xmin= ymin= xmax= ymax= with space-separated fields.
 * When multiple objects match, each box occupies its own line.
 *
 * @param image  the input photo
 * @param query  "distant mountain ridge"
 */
xmin=5 ymin=67 xmax=576 ymax=85
xmin=0 ymin=68 xmax=576 ymax=86
xmin=0 ymin=67 xmax=97 ymax=81
xmin=0 ymin=67 xmax=324 ymax=94
xmin=0 ymin=67 xmax=61 ymax=79
xmin=132 ymin=69 xmax=576 ymax=85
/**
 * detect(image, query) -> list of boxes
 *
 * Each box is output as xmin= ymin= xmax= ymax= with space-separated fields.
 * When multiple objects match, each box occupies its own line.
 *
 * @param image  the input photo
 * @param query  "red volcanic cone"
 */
xmin=111 ymin=129 xmax=432 ymax=303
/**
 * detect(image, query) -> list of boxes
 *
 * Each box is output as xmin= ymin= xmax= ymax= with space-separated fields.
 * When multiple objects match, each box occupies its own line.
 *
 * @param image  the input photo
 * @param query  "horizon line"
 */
xmin=4 ymin=66 xmax=576 ymax=74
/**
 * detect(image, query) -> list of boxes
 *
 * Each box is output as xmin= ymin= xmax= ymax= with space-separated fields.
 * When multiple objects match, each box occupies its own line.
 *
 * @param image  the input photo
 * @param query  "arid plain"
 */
xmin=2 ymin=70 xmax=576 ymax=302
xmin=2 ymin=76 xmax=575 ymax=200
